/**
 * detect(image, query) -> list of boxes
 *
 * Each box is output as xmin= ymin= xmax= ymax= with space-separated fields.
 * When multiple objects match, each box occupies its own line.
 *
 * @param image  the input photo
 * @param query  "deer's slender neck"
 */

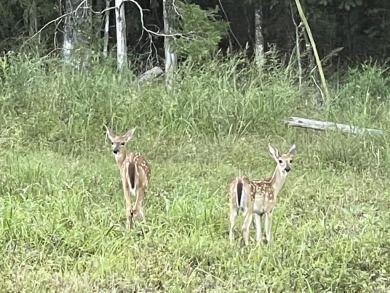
xmin=270 ymin=166 xmax=288 ymax=196
xmin=115 ymin=149 xmax=127 ymax=168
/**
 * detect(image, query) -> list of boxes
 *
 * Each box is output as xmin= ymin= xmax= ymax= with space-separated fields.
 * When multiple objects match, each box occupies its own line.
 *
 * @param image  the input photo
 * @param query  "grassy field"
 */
xmin=1 ymin=54 xmax=390 ymax=292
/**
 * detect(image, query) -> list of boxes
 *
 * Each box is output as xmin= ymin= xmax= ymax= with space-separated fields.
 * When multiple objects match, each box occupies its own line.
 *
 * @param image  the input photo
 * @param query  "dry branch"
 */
xmin=294 ymin=0 xmax=330 ymax=105
xmin=284 ymin=116 xmax=384 ymax=136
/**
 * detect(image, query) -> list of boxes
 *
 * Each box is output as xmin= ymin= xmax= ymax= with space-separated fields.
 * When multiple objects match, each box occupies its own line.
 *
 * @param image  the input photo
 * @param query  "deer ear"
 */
xmin=287 ymin=144 xmax=296 ymax=157
xmin=268 ymin=144 xmax=280 ymax=162
xmin=104 ymin=125 xmax=115 ymax=141
xmin=123 ymin=127 xmax=136 ymax=142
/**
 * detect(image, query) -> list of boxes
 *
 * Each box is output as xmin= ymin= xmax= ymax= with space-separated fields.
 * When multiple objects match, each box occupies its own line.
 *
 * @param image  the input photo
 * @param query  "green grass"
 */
xmin=1 ymin=134 xmax=390 ymax=292
xmin=1 ymin=53 xmax=390 ymax=292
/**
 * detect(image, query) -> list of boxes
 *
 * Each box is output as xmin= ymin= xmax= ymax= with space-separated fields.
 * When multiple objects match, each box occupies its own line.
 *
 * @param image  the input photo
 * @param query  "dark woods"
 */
xmin=0 ymin=0 xmax=388 ymax=73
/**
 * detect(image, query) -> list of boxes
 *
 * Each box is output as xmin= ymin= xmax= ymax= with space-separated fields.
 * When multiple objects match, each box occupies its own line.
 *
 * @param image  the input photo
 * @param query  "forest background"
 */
xmin=1 ymin=0 xmax=390 ymax=292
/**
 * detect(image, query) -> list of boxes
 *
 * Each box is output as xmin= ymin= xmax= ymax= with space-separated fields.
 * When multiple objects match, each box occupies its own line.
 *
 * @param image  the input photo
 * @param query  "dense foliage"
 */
xmin=1 ymin=0 xmax=389 ymax=68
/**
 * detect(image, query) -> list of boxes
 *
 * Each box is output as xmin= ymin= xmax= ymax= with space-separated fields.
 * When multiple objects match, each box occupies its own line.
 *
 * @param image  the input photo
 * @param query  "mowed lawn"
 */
xmin=1 ymin=130 xmax=389 ymax=292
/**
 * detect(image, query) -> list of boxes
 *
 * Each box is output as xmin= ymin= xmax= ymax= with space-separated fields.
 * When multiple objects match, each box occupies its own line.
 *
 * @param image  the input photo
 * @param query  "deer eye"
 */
xmin=290 ymin=159 xmax=293 ymax=163
xmin=121 ymin=142 xmax=125 ymax=146
xmin=111 ymin=142 xmax=114 ymax=145
xmin=278 ymin=159 xmax=283 ymax=164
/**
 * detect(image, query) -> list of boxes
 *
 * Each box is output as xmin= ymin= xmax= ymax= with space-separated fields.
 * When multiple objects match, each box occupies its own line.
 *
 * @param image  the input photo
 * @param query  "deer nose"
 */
xmin=285 ymin=166 xmax=291 ymax=172
xmin=113 ymin=149 xmax=119 ymax=154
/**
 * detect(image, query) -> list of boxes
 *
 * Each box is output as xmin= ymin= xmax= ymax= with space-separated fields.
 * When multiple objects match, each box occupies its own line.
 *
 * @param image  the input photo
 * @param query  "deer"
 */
xmin=104 ymin=125 xmax=151 ymax=229
xmin=228 ymin=143 xmax=296 ymax=246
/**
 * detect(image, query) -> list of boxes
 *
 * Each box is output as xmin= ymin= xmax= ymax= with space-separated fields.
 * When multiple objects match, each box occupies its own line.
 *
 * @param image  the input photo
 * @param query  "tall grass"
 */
xmin=1 ymin=52 xmax=299 ymax=153
xmin=1 ymin=52 xmax=390 ymax=291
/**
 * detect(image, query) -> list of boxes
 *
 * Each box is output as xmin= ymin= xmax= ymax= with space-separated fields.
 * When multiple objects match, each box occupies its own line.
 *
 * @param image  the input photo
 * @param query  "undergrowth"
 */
xmin=1 ymin=53 xmax=390 ymax=292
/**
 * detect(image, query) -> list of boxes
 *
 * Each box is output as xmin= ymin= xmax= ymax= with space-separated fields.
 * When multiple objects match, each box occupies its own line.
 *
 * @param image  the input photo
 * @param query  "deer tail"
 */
xmin=128 ymin=162 xmax=137 ymax=195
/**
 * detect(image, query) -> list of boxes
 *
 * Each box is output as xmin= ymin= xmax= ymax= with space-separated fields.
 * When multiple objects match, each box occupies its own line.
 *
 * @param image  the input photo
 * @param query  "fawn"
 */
xmin=228 ymin=143 xmax=296 ymax=245
xmin=104 ymin=126 xmax=151 ymax=229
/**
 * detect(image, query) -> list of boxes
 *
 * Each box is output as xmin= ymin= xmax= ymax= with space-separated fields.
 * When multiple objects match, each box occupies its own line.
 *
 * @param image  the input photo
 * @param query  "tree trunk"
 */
xmin=63 ymin=0 xmax=74 ymax=61
xmin=163 ymin=0 xmax=177 ymax=88
xmin=62 ymin=0 xmax=92 ymax=65
xmin=115 ymin=0 xmax=127 ymax=70
xmin=28 ymin=0 xmax=38 ymax=37
xmin=103 ymin=0 xmax=111 ymax=58
xmin=254 ymin=0 xmax=265 ymax=70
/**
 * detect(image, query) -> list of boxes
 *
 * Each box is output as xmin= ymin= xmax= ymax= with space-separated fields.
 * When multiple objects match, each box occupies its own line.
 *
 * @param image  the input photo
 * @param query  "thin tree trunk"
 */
xmin=62 ymin=0 xmax=92 ymax=65
xmin=163 ymin=0 xmax=177 ymax=88
xmin=63 ymin=0 xmax=74 ymax=61
xmin=302 ymin=29 xmax=315 ymax=76
xmin=103 ymin=0 xmax=111 ymax=58
xmin=254 ymin=0 xmax=265 ymax=70
xmin=290 ymin=1 xmax=302 ymax=90
xmin=294 ymin=0 xmax=329 ymax=106
xmin=115 ymin=0 xmax=127 ymax=70
xmin=28 ymin=0 xmax=38 ymax=37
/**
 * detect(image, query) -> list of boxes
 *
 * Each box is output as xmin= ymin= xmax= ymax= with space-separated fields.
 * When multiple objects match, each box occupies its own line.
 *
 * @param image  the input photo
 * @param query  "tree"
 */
xmin=254 ymin=0 xmax=265 ymax=70
xmin=27 ymin=0 xmax=38 ymax=37
xmin=62 ymin=0 xmax=92 ymax=64
xmin=163 ymin=0 xmax=177 ymax=88
xmin=115 ymin=0 xmax=127 ymax=70
xmin=103 ymin=0 xmax=111 ymax=58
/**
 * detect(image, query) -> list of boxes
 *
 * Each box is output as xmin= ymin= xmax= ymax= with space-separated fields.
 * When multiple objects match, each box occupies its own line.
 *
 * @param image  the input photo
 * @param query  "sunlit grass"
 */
xmin=1 ymin=54 xmax=390 ymax=291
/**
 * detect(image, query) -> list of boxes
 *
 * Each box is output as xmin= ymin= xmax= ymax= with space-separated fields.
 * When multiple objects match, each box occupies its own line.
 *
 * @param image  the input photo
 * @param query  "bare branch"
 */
xmin=217 ymin=0 xmax=241 ymax=49
xmin=22 ymin=0 xmax=194 ymax=54
xmin=311 ymin=75 xmax=325 ymax=105
xmin=172 ymin=0 xmax=183 ymax=19
xmin=96 ymin=0 xmax=194 ymax=39
xmin=294 ymin=0 xmax=330 ymax=104
xmin=23 ymin=0 xmax=89 ymax=47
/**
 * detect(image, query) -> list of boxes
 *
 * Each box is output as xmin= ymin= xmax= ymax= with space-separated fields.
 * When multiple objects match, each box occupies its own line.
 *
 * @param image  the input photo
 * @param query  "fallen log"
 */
xmin=284 ymin=116 xmax=384 ymax=136
xmin=138 ymin=66 xmax=164 ymax=83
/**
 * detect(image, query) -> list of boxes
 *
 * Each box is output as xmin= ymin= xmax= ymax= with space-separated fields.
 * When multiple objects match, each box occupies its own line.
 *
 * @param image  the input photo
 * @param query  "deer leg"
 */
xmin=132 ymin=187 xmax=145 ymax=222
xmin=242 ymin=211 xmax=253 ymax=246
xmin=254 ymin=213 xmax=262 ymax=244
xmin=122 ymin=178 xmax=133 ymax=229
xmin=264 ymin=212 xmax=273 ymax=244
xmin=229 ymin=206 xmax=238 ymax=244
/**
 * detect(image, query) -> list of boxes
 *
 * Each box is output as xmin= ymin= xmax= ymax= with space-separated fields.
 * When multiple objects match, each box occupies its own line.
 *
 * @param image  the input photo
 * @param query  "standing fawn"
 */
xmin=104 ymin=126 xmax=151 ymax=229
xmin=228 ymin=144 xmax=296 ymax=245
